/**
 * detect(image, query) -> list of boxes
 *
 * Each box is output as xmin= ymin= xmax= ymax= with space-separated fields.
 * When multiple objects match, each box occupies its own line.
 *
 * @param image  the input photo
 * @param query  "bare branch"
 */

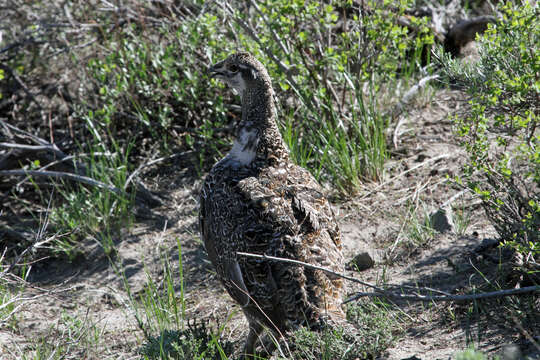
xmin=236 ymin=251 xmax=540 ymax=304
xmin=344 ymin=285 xmax=540 ymax=303
xmin=237 ymin=251 xmax=388 ymax=291
xmin=0 ymin=169 xmax=123 ymax=195
xmin=391 ymin=75 xmax=439 ymax=148
xmin=0 ymin=142 xmax=68 ymax=161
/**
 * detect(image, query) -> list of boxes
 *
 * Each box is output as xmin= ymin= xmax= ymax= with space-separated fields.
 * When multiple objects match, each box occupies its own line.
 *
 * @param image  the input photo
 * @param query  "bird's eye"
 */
xmin=229 ymin=64 xmax=239 ymax=73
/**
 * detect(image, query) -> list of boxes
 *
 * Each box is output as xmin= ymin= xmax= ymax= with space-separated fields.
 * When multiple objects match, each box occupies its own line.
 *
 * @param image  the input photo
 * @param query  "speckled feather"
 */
xmin=200 ymin=52 xmax=345 ymax=355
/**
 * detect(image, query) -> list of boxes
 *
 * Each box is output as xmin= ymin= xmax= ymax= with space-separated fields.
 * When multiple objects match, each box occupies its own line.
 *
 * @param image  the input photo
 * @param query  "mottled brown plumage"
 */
xmin=200 ymin=52 xmax=345 ymax=358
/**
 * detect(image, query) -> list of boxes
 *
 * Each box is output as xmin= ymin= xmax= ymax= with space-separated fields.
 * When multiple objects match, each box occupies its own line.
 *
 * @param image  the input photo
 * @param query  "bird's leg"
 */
xmin=242 ymin=321 xmax=264 ymax=359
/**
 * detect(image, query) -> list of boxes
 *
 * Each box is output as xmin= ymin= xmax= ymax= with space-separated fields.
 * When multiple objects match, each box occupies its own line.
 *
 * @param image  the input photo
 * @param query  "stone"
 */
xmin=429 ymin=207 xmax=454 ymax=233
xmin=347 ymin=252 xmax=375 ymax=271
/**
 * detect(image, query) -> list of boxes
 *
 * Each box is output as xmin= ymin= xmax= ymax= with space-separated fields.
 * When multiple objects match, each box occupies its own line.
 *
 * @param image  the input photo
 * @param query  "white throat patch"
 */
xmin=228 ymin=128 xmax=258 ymax=165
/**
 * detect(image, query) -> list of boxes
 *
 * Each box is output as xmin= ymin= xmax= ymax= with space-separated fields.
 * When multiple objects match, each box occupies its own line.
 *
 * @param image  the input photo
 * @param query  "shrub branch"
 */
xmin=237 ymin=252 xmax=540 ymax=303
xmin=0 ymin=169 xmax=123 ymax=195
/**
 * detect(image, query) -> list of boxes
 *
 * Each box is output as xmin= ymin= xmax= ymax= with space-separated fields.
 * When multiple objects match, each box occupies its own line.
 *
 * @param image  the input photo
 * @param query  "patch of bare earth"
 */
xmin=1 ymin=90 xmax=538 ymax=359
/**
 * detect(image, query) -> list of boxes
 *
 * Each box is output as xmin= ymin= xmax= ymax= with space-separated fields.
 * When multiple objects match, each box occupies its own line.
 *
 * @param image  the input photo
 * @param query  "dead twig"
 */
xmin=0 ymin=141 xmax=68 ymax=161
xmin=237 ymin=252 xmax=393 ymax=291
xmin=236 ymin=251 xmax=540 ymax=303
xmin=391 ymin=75 xmax=439 ymax=148
xmin=345 ymin=285 xmax=540 ymax=303
xmin=0 ymin=169 xmax=123 ymax=195
xmin=0 ymin=119 xmax=50 ymax=146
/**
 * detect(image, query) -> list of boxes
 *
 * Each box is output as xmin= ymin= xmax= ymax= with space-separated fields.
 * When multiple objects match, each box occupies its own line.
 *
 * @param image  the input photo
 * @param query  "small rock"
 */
xmin=415 ymin=153 xmax=428 ymax=162
xmin=429 ymin=207 xmax=454 ymax=233
xmin=347 ymin=252 xmax=375 ymax=271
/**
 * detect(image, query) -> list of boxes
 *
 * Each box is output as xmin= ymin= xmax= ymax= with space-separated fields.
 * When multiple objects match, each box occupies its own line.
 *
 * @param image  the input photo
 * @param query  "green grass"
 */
xmin=283 ymin=82 xmax=390 ymax=194
xmin=2 ymin=0 xmax=435 ymax=261
xmin=455 ymin=347 xmax=490 ymax=360
xmin=47 ymin=126 xmax=135 ymax=259
xmin=0 ymin=268 xmax=28 ymax=331
xmin=346 ymin=299 xmax=404 ymax=356
xmin=280 ymin=299 xmax=403 ymax=360
xmin=403 ymin=201 xmax=436 ymax=248
xmin=6 ymin=1 xmax=534 ymax=359
xmin=453 ymin=202 xmax=473 ymax=236
xmin=117 ymin=237 xmax=402 ymax=360
xmin=233 ymin=0 xmax=431 ymax=192
xmin=78 ymin=0 xmax=431 ymax=197
xmin=119 ymin=238 xmax=234 ymax=360
xmin=140 ymin=324 xmax=233 ymax=360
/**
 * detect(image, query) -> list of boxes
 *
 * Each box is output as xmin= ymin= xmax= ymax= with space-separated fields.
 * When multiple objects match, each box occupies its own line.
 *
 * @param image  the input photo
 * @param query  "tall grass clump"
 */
xmin=283 ymin=299 xmax=402 ymax=359
xmin=43 ymin=110 xmax=136 ymax=259
xmin=122 ymin=240 xmax=233 ymax=359
xmin=437 ymin=1 xmax=539 ymax=281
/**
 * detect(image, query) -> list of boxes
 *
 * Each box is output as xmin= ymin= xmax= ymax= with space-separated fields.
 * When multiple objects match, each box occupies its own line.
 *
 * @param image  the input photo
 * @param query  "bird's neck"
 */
xmin=228 ymin=85 xmax=289 ymax=167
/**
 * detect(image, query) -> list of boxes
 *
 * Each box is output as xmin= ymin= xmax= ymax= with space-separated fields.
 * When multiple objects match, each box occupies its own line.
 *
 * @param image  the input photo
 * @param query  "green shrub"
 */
xmin=140 ymin=325 xmax=233 ymax=360
xmin=282 ymin=299 xmax=401 ymax=359
xmin=454 ymin=347 xmax=489 ymax=360
xmin=83 ymin=20 xmax=232 ymax=165
xmin=438 ymin=2 xmax=539 ymax=276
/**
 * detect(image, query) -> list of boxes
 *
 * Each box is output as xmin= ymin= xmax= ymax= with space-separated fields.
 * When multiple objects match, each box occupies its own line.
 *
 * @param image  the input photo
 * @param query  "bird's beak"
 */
xmin=208 ymin=61 xmax=225 ymax=78
xmin=208 ymin=66 xmax=219 ymax=78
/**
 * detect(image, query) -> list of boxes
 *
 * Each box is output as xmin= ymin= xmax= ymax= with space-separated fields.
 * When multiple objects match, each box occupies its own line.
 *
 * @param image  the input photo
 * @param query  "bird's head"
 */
xmin=208 ymin=52 xmax=269 ymax=97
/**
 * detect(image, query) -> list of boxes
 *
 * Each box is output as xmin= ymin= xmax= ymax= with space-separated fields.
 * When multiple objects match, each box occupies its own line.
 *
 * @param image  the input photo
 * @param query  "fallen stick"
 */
xmin=343 ymin=284 xmax=540 ymax=303
xmin=237 ymin=251 xmax=382 ymax=291
xmin=236 ymin=252 xmax=540 ymax=303
xmin=0 ymin=169 xmax=122 ymax=195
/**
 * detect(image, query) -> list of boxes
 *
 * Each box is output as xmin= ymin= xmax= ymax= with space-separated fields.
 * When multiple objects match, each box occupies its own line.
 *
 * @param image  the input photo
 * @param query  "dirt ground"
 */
xmin=1 ymin=88 xmax=539 ymax=359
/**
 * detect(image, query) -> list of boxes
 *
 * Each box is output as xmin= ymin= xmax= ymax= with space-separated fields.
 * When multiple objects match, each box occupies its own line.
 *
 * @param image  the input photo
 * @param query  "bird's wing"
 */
xmin=234 ymin=163 xmax=342 ymax=258
xmin=200 ymin=192 xmax=251 ymax=307
xmin=238 ymin=164 xmax=343 ymax=300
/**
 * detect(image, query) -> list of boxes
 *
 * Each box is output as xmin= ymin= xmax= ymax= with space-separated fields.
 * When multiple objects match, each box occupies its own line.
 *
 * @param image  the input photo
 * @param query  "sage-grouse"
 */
xmin=200 ymin=52 xmax=345 ymax=358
